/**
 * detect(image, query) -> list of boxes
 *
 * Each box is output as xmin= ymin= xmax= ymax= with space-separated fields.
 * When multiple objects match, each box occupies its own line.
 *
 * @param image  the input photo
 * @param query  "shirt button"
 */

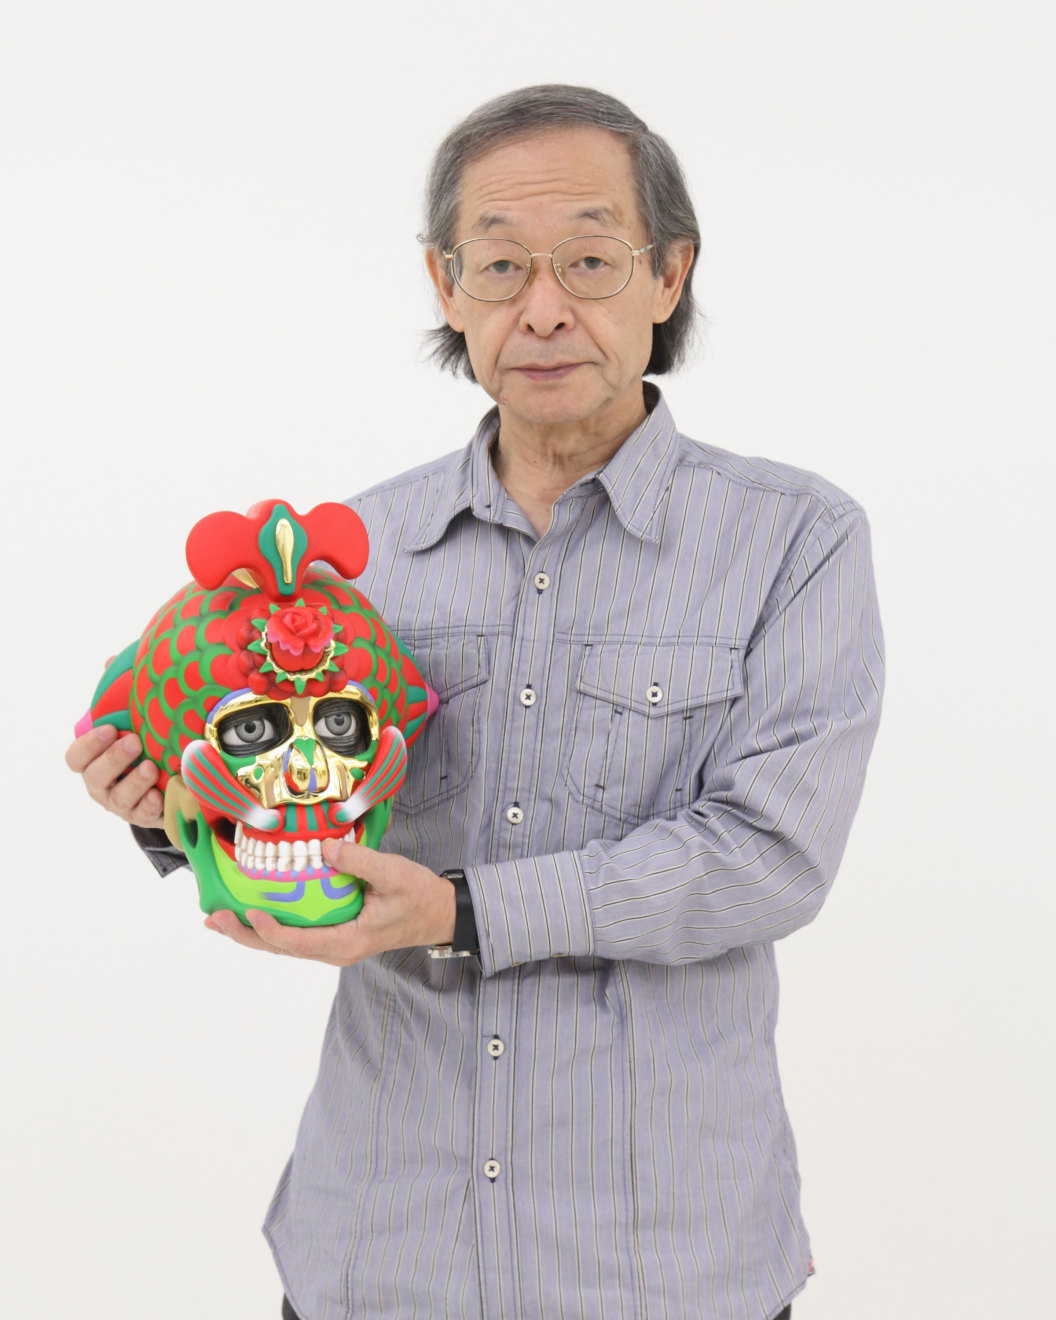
xmin=646 ymin=684 xmax=664 ymax=705
xmin=483 ymin=1159 xmax=501 ymax=1180
xmin=486 ymin=1037 xmax=505 ymax=1058
xmin=519 ymin=687 xmax=536 ymax=707
xmin=533 ymin=572 xmax=551 ymax=590
xmin=505 ymin=805 xmax=525 ymax=825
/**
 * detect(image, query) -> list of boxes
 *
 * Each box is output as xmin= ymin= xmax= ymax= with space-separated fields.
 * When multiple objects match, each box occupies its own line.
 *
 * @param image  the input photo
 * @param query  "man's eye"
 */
xmin=484 ymin=259 xmax=520 ymax=277
xmin=574 ymin=254 xmax=610 ymax=272
xmin=217 ymin=705 xmax=290 ymax=755
xmin=313 ymin=699 xmax=370 ymax=756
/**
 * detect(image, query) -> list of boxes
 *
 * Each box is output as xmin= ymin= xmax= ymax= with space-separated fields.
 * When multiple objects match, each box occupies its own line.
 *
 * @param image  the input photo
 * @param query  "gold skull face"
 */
xmin=205 ymin=687 xmax=381 ymax=808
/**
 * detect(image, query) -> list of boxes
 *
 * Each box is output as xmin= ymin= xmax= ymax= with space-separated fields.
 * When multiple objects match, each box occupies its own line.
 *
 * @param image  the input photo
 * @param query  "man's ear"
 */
xmin=425 ymin=247 xmax=465 ymax=333
xmin=651 ymin=240 xmax=695 ymax=326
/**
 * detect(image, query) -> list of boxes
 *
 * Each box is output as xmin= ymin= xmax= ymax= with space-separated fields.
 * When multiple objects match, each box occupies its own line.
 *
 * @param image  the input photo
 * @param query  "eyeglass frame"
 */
xmin=441 ymin=234 xmax=657 ymax=303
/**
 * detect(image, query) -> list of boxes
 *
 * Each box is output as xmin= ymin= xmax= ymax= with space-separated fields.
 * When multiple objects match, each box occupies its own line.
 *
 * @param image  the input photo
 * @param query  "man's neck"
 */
xmin=490 ymin=391 xmax=649 ymax=538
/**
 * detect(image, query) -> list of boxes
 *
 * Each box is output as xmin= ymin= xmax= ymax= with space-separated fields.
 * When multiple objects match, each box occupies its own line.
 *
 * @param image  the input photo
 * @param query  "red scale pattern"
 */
xmin=91 ymin=569 xmax=430 ymax=792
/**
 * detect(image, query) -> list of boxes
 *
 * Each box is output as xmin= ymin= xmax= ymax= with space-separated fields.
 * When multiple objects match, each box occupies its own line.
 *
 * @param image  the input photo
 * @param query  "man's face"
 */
xmin=428 ymin=127 xmax=692 ymax=439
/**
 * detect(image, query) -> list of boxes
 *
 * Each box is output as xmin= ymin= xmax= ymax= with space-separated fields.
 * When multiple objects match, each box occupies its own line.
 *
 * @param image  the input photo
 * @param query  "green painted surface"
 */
xmin=94 ymin=711 xmax=133 ymax=733
xmin=178 ymin=807 xmax=385 ymax=927
xmin=89 ymin=639 xmax=140 ymax=709
xmin=257 ymin=505 xmax=309 ymax=598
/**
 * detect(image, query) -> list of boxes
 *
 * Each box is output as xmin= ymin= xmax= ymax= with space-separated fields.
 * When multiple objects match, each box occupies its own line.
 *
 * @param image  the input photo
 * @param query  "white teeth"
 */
xmin=235 ymin=833 xmax=338 ymax=875
xmin=235 ymin=823 xmax=244 ymax=847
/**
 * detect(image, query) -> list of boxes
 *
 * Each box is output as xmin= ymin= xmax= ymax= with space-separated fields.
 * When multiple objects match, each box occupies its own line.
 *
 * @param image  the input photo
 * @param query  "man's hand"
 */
xmin=65 ymin=724 xmax=165 ymax=829
xmin=203 ymin=839 xmax=457 ymax=967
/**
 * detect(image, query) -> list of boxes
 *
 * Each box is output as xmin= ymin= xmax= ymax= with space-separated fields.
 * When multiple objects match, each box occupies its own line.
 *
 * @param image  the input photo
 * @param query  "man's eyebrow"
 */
xmin=473 ymin=212 xmax=513 ymax=233
xmin=574 ymin=206 xmax=619 ymax=227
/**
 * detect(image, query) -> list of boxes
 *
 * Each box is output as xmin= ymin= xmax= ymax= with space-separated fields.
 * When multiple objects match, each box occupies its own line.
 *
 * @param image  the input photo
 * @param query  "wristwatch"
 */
xmin=427 ymin=868 xmax=480 ymax=960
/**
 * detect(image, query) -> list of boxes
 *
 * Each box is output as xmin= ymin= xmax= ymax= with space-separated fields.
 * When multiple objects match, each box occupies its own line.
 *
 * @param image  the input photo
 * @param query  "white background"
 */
xmin=3 ymin=2 xmax=1053 ymax=1316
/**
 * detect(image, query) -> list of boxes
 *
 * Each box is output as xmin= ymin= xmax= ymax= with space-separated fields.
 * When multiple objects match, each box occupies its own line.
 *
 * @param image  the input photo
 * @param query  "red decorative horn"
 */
xmin=185 ymin=500 xmax=370 ymax=598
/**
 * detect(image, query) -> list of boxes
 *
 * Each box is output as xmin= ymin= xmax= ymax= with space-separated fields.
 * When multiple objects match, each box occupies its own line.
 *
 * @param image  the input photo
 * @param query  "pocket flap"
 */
xmin=576 ymin=641 xmax=743 ymax=716
xmin=395 ymin=630 xmax=490 ymax=702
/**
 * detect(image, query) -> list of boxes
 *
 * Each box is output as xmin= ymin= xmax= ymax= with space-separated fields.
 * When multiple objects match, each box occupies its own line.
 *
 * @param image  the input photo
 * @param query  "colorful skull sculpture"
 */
xmin=77 ymin=499 xmax=436 ymax=927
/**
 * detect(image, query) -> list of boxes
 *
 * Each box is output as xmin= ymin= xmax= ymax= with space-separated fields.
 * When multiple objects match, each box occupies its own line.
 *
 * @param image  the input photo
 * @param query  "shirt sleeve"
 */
xmin=467 ymin=501 xmax=885 ymax=976
xmin=130 ymin=825 xmax=189 ymax=878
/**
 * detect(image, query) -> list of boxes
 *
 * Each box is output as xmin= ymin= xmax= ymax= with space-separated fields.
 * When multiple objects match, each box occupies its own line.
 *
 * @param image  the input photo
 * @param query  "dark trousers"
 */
xmin=282 ymin=1298 xmax=791 ymax=1319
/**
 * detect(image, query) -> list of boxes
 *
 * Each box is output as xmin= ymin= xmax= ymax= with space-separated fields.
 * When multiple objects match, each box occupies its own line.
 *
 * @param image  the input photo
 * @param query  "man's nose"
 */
xmin=517 ymin=255 xmax=574 ymax=336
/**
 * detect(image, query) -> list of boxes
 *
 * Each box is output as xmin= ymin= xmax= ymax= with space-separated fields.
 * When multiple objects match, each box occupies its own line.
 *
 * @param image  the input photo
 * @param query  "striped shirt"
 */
xmin=263 ymin=385 xmax=885 ymax=1320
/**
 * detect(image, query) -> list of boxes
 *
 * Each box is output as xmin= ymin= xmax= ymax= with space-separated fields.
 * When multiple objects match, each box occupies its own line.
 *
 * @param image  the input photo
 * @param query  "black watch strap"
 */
xmin=428 ymin=868 xmax=479 ymax=959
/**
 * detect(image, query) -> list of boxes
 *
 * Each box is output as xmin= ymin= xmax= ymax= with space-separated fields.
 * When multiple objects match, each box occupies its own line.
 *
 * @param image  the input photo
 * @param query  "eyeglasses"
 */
xmin=442 ymin=234 xmax=655 ymax=302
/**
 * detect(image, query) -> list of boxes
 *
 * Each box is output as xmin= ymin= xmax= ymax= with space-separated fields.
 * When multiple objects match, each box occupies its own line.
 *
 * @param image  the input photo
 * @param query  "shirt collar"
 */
xmin=592 ymin=383 xmax=680 ymax=543
xmin=406 ymin=383 xmax=681 ymax=551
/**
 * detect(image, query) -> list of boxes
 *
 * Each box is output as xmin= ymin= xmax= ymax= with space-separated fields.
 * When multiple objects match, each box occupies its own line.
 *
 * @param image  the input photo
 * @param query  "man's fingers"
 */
xmin=205 ymin=910 xmax=284 ymax=954
xmin=81 ymin=733 xmax=145 ymax=800
xmin=107 ymin=757 xmax=159 ymax=814
xmin=64 ymin=724 xmax=119 ymax=773
xmin=205 ymin=909 xmax=366 ymax=965
xmin=322 ymin=838 xmax=386 ymax=883
xmin=87 ymin=738 xmax=161 ymax=824
xmin=129 ymin=788 xmax=166 ymax=828
xmin=69 ymin=725 xmax=168 ymax=827
xmin=245 ymin=908 xmax=315 ymax=953
xmin=244 ymin=909 xmax=366 ymax=964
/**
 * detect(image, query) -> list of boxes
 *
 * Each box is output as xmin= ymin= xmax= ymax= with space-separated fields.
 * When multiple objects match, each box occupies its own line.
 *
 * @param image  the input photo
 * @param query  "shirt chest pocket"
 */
xmin=561 ymin=641 xmax=744 ymax=825
xmin=392 ymin=630 xmax=491 ymax=814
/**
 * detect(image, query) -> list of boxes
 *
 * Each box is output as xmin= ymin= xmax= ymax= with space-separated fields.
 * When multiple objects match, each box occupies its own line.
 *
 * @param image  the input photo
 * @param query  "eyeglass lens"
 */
xmin=451 ymin=236 xmax=636 ymax=301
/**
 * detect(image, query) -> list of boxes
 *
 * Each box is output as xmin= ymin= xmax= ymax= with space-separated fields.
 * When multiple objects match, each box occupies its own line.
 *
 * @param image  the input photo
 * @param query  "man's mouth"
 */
xmin=513 ymin=362 xmax=580 ymax=381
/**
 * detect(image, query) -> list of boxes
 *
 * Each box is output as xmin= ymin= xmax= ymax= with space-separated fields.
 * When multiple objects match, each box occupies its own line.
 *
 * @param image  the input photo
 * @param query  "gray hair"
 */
xmin=421 ymin=84 xmax=701 ymax=380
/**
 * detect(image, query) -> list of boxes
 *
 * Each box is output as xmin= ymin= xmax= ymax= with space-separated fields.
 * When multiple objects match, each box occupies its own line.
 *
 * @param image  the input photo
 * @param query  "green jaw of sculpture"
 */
xmin=170 ymin=795 xmax=394 ymax=928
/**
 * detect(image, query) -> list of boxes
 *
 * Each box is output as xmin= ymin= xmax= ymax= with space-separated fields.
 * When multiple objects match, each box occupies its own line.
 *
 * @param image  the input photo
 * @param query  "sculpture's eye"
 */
xmin=313 ymin=697 xmax=371 ymax=756
xmin=216 ymin=704 xmax=292 ymax=756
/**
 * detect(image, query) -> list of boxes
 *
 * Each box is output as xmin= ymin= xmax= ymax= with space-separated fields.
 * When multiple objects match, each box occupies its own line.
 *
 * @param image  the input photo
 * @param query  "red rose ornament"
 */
xmin=266 ymin=606 xmax=334 ymax=671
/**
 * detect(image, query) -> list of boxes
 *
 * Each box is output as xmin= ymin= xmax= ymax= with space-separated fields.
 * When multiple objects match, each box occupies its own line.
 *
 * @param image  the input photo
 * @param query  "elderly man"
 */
xmin=68 ymin=85 xmax=883 ymax=1320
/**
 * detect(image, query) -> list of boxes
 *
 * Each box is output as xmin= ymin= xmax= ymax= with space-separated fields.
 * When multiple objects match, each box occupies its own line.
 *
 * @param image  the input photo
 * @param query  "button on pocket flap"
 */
xmin=398 ymin=630 xmax=490 ymax=702
xmin=576 ymin=642 xmax=743 ymax=716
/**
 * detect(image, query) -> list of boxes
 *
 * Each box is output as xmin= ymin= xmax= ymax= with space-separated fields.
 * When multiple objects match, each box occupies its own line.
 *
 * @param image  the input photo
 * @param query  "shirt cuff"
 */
xmin=130 ymin=825 xmax=189 ymax=878
xmin=466 ymin=850 xmax=594 ymax=976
